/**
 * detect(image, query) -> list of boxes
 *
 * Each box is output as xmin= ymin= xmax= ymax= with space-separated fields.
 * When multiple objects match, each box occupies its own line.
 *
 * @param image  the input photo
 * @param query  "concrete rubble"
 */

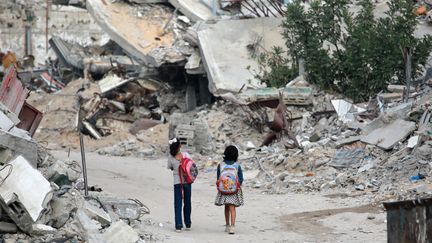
xmin=0 ymin=148 xmax=155 ymax=242
xmin=2 ymin=0 xmax=432 ymax=241
xmin=197 ymin=17 xmax=285 ymax=95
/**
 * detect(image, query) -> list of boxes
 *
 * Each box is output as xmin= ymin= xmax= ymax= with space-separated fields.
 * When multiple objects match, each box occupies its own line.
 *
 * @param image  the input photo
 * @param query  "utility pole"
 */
xmin=77 ymin=95 xmax=89 ymax=197
xmin=24 ymin=8 xmax=34 ymax=56
xmin=46 ymin=0 xmax=49 ymax=53
xmin=404 ymin=47 xmax=412 ymax=103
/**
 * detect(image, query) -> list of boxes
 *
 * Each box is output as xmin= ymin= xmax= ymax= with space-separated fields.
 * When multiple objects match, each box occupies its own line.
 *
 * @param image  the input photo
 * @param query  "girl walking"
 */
xmin=167 ymin=138 xmax=192 ymax=232
xmin=215 ymin=145 xmax=244 ymax=234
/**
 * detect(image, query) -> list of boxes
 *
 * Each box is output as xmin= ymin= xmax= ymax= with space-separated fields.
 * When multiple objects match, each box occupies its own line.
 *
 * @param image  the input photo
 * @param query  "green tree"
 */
xmin=255 ymin=0 xmax=432 ymax=102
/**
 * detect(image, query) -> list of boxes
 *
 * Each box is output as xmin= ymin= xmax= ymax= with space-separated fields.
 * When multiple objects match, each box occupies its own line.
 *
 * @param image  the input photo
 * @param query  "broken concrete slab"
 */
xmin=198 ymin=18 xmax=285 ymax=95
xmin=31 ymin=224 xmax=56 ymax=235
xmin=329 ymin=148 xmax=364 ymax=168
xmin=335 ymin=136 xmax=362 ymax=148
xmin=87 ymin=0 xmax=183 ymax=67
xmin=83 ymin=201 xmax=112 ymax=226
xmin=0 ymin=111 xmax=14 ymax=132
xmin=129 ymin=118 xmax=161 ymax=135
xmin=0 ymin=129 xmax=38 ymax=166
xmin=0 ymin=148 xmax=13 ymax=164
xmin=379 ymin=93 xmax=403 ymax=102
xmin=0 ymin=222 xmax=18 ymax=234
xmin=387 ymin=84 xmax=414 ymax=93
xmin=98 ymin=197 xmax=144 ymax=221
xmin=0 ymin=103 xmax=20 ymax=125
xmin=169 ymin=0 xmax=214 ymax=22
xmin=236 ymin=86 xmax=313 ymax=106
xmin=361 ymin=119 xmax=416 ymax=150
xmin=49 ymin=189 xmax=84 ymax=229
xmin=385 ymin=102 xmax=413 ymax=119
xmin=407 ymin=135 xmax=420 ymax=149
xmin=185 ymin=51 xmax=202 ymax=74
xmin=102 ymin=221 xmax=140 ymax=243
xmin=331 ymin=99 xmax=366 ymax=122
xmin=0 ymin=156 xmax=52 ymax=233
xmin=98 ymin=74 xmax=133 ymax=94
xmin=74 ymin=209 xmax=101 ymax=235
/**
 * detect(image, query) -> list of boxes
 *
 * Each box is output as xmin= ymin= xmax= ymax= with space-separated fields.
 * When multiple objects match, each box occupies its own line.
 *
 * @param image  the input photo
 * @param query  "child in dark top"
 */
xmin=214 ymin=145 xmax=244 ymax=235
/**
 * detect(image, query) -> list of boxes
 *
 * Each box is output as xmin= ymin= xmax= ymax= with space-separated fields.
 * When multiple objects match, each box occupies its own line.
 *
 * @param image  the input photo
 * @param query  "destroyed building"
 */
xmin=1 ymin=0 xmax=432 ymax=242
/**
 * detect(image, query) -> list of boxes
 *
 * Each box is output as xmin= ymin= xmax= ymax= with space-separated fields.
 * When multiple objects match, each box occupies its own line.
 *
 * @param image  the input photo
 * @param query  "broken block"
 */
xmin=0 ymin=129 xmax=38 ymax=166
xmin=98 ymin=197 xmax=143 ymax=221
xmin=0 ymin=156 xmax=52 ymax=233
xmin=361 ymin=119 xmax=416 ymax=150
xmin=84 ymin=201 xmax=112 ymax=226
xmin=31 ymin=224 xmax=56 ymax=235
xmin=103 ymin=221 xmax=140 ymax=243
xmin=0 ymin=222 xmax=18 ymax=233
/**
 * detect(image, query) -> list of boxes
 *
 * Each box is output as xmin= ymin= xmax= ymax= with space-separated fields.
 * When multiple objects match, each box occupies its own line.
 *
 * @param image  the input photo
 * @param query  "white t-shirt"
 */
xmin=167 ymin=152 xmax=190 ymax=185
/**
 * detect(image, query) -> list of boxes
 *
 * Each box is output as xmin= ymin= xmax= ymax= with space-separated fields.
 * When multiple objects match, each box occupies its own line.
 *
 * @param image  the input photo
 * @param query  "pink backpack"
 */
xmin=179 ymin=156 xmax=198 ymax=184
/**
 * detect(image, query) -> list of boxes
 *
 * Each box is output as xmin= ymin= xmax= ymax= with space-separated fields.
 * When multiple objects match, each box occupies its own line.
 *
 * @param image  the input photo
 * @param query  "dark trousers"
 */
xmin=174 ymin=183 xmax=192 ymax=229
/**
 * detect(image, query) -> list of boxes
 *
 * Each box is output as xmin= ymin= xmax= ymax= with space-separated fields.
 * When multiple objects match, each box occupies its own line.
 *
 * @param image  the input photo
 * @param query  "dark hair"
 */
xmin=169 ymin=138 xmax=181 ymax=157
xmin=223 ymin=145 xmax=238 ymax=162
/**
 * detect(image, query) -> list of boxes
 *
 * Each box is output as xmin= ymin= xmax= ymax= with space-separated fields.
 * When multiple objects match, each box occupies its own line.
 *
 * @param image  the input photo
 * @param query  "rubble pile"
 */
xmin=0 ymin=65 xmax=161 ymax=241
xmin=198 ymin=81 xmax=432 ymax=203
xmin=29 ymin=77 xmax=171 ymax=156
xmin=0 ymin=109 xmax=161 ymax=242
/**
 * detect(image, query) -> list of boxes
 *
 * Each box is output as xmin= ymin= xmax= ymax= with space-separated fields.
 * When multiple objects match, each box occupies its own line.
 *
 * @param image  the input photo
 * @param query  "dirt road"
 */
xmin=52 ymin=151 xmax=387 ymax=243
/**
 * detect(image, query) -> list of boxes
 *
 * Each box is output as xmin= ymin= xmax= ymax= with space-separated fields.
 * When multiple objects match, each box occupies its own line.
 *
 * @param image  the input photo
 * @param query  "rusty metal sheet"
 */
xmin=383 ymin=198 xmax=432 ymax=243
xmin=17 ymin=101 xmax=43 ymax=137
xmin=0 ymin=66 xmax=29 ymax=115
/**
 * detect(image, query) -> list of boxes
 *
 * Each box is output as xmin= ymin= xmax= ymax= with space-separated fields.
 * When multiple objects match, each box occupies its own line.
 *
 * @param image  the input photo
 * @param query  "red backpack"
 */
xmin=179 ymin=156 xmax=198 ymax=184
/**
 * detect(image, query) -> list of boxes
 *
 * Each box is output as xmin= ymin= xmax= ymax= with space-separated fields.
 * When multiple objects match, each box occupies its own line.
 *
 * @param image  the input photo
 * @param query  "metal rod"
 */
xmin=46 ymin=0 xmax=49 ymax=53
xmin=78 ymin=100 xmax=89 ymax=197
xmin=405 ymin=47 xmax=412 ymax=103
xmin=162 ymin=8 xmax=179 ymax=35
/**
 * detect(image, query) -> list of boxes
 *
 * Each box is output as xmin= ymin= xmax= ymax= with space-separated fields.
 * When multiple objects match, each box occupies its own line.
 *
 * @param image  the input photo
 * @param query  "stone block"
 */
xmin=198 ymin=18 xmax=285 ymax=95
xmin=102 ymin=221 xmax=140 ymax=243
xmin=0 ymin=222 xmax=18 ymax=233
xmin=0 ymin=156 xmax=52 ymax=233
xmin=361 ymin=119 xmax=416 ymax=150
xmin=0 ymin=129 xmax=38 ymax=166
xmin=335 ymin=136 xmax=362 ymax=148
xmin=83 ymin=201 xmax=112 ymax=226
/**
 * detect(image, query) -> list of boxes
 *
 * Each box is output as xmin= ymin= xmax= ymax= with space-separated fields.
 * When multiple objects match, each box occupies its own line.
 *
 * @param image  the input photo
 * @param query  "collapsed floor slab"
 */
xmin=87 ymin=0 xmax=183 ymax=67
xmin=0 ymin=129 xmax=38 ymax=167
xmin=198 ymin=18 xmax=285 ymax=95
xmin=102 ymin=221 xmax=140 ymax=243
xmin=361 ymin=119 xmax=416 ymax=150
xmin=168 ymin=0 xmax=214 ymax=21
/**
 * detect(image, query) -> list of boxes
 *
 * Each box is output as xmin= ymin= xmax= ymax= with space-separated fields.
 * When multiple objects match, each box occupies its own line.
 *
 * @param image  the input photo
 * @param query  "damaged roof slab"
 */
xmin=198 ymin=17 xmax=285 ymax=95
xmin=86 ymin=0 xmax=177 ymax=67
xmin=168 ymin=0 xmax=214 ymax=22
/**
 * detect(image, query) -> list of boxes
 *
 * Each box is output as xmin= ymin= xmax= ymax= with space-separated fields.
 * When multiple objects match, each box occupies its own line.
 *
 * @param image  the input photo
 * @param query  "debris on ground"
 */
xmin=3 ymin=1 xmax=432 ymax=241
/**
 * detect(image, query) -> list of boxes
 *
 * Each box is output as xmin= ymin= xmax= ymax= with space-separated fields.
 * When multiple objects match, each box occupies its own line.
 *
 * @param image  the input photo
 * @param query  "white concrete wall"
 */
xmin=0 ymin=1 xmax=106 ymax=65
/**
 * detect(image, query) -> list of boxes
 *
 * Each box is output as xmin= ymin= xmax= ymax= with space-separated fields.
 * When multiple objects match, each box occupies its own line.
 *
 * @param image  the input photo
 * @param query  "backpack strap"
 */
xmin=178 ymin=156 xmax=185 ymax=199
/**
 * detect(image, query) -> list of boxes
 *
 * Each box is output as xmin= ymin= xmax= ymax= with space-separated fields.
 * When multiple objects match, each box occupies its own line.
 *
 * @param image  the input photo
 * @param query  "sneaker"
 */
xmin=225 ymin=225 xmax=229 ymax=232
xmin=229 ymin=226 xmax=235 ymax=235
xmin=185 ymin=224 xmax=191 ymax=231
xmin=175 ymin=229 xmax=182 ymax=233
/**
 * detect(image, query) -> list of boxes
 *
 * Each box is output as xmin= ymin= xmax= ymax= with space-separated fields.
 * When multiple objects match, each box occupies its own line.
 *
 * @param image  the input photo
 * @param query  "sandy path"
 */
xmin=52 ymin=150 xmax=387 ymax=243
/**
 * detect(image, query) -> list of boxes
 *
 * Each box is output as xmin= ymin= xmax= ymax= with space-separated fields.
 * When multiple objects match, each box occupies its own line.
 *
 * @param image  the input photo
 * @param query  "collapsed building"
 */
xmin=1 ymin=0 xmax=432 ymax=241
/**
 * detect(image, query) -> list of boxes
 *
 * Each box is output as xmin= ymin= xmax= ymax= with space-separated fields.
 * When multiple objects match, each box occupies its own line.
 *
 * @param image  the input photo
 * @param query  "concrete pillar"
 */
xmin=185 ymin=79 xmax=197 ymax=111
xmin=198 ymin=76 xmax=212 ymax=105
